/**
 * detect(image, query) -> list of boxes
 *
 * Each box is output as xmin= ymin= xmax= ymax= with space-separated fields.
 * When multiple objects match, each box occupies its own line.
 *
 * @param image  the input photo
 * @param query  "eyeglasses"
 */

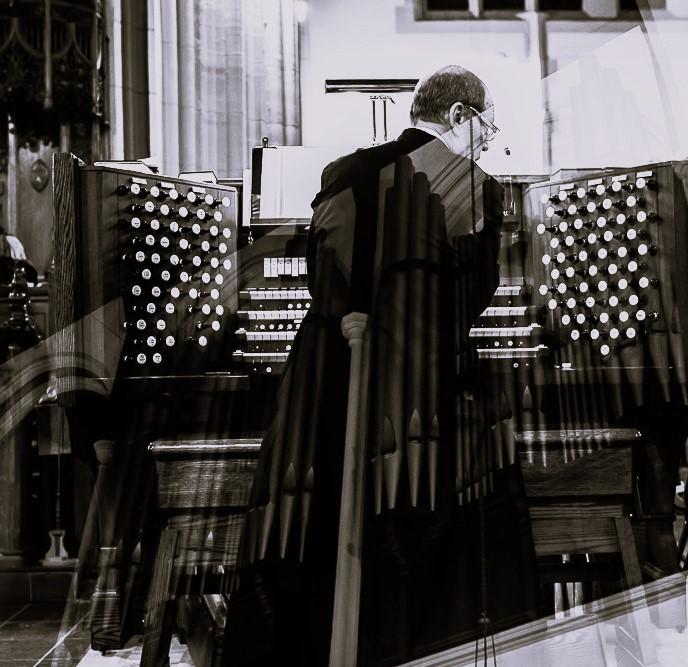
xmin=465 ymin=105 xmax=500 ymax=142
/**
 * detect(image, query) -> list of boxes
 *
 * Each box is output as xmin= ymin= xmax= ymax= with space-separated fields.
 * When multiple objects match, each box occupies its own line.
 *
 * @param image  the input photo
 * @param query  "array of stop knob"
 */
xmin=535 ymin=174 xmax=660 ymax=357
xmin=118 ymin=179 xmax=235 ymax=368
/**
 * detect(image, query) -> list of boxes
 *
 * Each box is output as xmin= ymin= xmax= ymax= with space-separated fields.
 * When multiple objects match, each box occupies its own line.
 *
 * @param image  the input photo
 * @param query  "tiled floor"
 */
xmin=0 ymin=601 xmax=92 ymax=666
xmin=76 ymin=636 xmax=192 ymax=667
xmin=1 ymin=582 xmax=687 ymax=667
xmin=0 ymin=601 xmax=192 ymax=667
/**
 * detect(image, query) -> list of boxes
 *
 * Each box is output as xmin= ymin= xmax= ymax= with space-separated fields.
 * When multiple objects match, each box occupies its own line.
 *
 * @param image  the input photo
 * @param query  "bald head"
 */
xmin=410 ymin=65 xmax=491 ymax=126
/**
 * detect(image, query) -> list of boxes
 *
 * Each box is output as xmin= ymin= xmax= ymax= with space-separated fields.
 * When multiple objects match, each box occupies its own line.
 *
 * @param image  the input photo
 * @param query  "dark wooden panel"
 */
xmin=537 ymin=562 xmax=619 ymax=584
xmin=520 ymin=447 xmax=632 ymax=497
xmin=140 ymin=528 xmax=178 ymax=667
xmin=166 ymin=513 xmax=246 ymax=570
xmin=155 ymin=456 xmax=257 ymax=509
xmin=531 ymin=518 xmax=618 ymax=555
xmin=152 ymin=439 xmax=260 ymax=509
xmin=529 ymin=502 xmax=625 ymax=520
xmin=51 ymin=153 xmax=78 ymax=399
xmin=18 ymin=143 xmax=59 ymax=275
xmin=176 ymin=596 xmax=224 ymax=667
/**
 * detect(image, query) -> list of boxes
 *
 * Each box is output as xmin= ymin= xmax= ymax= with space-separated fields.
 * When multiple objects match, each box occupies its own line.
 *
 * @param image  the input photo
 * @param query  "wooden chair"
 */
xmin=140 ymin=438 xmax=261 ymax=667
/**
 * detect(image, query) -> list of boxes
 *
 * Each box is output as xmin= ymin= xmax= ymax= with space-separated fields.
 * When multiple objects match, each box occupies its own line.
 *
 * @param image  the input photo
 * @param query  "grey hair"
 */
xmin=410 ymin=65 xmax=488 ymax=125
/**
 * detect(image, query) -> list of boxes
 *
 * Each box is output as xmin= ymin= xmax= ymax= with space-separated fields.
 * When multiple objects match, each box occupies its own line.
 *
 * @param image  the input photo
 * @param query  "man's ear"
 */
xmin=448 ymin=101 xmax=465 ymax=128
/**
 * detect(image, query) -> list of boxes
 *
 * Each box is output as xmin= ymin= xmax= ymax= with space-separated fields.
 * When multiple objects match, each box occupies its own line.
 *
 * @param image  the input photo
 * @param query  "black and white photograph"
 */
xmin=0 ymin=1 xmax=687 ymax=665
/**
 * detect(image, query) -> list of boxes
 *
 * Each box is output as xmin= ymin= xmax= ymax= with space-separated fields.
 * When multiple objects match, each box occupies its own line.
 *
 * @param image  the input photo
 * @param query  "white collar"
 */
xmin=413 ymin=124 xmax=451 ymax=150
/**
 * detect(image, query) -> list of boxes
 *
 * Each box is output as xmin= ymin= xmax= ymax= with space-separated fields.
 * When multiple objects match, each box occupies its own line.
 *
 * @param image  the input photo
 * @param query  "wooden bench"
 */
xmin=518 ymin=428 xmax=641 ymax=582
xmin=140 ymin=438 xmax=261 ymax=667
xmin=517 ymin=427 xmax=658 ymax=665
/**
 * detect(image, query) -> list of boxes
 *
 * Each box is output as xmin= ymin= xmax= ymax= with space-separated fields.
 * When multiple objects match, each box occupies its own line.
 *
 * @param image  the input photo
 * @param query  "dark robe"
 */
xmin=223 ymin=129 xmax=540 ymax=666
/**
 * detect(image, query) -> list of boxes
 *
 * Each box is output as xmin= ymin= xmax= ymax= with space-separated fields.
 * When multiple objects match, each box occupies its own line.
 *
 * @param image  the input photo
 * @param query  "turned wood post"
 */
xmin=330 ymin=312 xmax=370 ymax=667
xmin=90 ymin=438 xmax=124 ymax=652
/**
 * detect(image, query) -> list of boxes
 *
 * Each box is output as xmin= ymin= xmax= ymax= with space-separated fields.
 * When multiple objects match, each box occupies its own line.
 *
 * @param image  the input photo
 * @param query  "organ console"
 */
xmin=46 ymin=145 xmax=688 ymax=659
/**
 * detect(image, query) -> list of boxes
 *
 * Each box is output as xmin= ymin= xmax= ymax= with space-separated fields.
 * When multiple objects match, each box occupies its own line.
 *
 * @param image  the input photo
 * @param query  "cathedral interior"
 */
xmin=1 ymin=1 xmax=688 ymax=665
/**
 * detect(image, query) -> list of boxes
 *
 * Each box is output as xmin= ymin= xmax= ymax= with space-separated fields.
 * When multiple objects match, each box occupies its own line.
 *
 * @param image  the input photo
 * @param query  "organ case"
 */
xmin=53 ymin=158 xmax=240 ymax=382
xmin=524 ymin=162 xmax=688 ymax=411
